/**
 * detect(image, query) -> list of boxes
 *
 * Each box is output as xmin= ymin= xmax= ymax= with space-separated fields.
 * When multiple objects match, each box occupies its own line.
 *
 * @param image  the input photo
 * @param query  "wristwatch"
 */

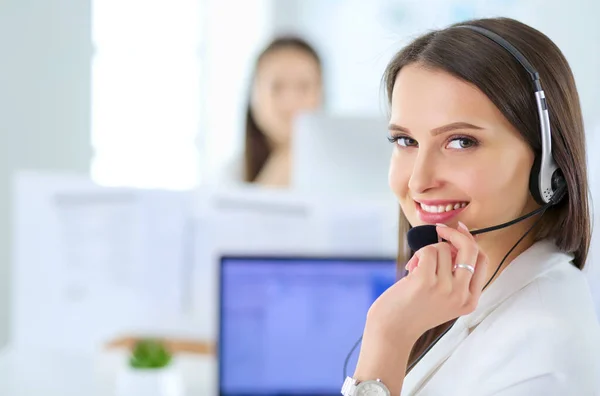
xmin=341 ymin=376 xmax=391 ymax=396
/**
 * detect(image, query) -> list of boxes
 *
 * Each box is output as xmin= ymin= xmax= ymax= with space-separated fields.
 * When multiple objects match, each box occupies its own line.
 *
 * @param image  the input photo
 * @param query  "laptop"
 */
xmin=218 ymin=255 xmax=397 ymax=395
xmin=290 ymin=112 xmax=394 ymax=200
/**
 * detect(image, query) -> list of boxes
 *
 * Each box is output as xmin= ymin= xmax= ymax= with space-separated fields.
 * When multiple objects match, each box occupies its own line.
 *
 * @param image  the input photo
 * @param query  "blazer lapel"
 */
xmin=401 ymin=320 xmax=469 ymax=395
xmin=401 ymin=240 xmax=573 ymax=395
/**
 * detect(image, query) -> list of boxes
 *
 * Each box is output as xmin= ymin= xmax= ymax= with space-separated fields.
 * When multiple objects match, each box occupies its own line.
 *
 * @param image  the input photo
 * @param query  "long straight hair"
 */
xmin=383 ymin=17 xmax=590 ymax=371
xmin=244 ymin=36 xmax=322 ymax=182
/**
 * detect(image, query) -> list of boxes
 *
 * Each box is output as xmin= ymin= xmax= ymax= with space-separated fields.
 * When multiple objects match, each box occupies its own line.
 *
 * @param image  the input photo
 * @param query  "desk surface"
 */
xmin=0 ymin=345 xmax=216 ymax=396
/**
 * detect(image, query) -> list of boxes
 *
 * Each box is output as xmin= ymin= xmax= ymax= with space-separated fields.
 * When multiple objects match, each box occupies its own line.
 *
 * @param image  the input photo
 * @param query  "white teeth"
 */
xmin=420 ymin=202 xmax=468 ymax=214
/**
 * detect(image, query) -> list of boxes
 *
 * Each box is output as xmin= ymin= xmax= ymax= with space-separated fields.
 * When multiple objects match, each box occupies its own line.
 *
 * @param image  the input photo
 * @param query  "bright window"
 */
xmin=91 ymin=0 xmax=203 ymax=190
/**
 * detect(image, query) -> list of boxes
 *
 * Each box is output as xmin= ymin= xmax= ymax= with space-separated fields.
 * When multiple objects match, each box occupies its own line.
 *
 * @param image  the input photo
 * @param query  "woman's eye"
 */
xmin=395 ymin=137 xmax=418 ymax=147
xmin=447 ymin=137 xmax=476 ymax=149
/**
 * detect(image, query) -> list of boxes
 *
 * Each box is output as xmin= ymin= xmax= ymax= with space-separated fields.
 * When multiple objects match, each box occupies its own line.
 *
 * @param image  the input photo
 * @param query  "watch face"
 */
xmin=355 ymin=380 xmax=390 ymax=396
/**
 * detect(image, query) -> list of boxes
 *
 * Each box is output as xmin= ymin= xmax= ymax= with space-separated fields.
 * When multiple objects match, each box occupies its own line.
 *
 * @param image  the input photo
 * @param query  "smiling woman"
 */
xmin=344 ymin=17 xmax=600 ymax=396
xmin=388 ymin=63 xmax=537 ymax=236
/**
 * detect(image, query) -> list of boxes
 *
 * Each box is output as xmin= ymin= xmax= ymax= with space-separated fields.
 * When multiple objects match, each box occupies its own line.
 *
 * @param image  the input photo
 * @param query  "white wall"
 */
xmin=273 ymin=0 xmax=600 ymax=128
xmin=0 ymin=0 xmax=92 ymax=348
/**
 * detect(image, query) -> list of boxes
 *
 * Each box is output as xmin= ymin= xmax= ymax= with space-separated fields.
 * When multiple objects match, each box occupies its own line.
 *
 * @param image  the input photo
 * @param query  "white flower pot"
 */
xmin=115 ymin=365 xmax=185 ymax=396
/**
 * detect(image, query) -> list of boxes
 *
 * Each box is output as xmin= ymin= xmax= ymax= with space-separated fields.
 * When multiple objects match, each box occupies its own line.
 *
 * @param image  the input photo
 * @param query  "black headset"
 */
xmin=457 ymin=25 xmax=567 ymax=207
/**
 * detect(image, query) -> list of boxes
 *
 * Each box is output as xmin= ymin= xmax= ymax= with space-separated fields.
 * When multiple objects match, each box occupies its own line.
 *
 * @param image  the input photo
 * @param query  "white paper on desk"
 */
xmin=189 ymin=186 xmax=323 ymax=338
xmin=211 ymin=201 xmax=315 ymax=250
xmin=12 ymin=171 xmax=194 ymax=353
xmin=135 ymin=190 xmax=194 ymax=316
xmin=54 ymin=190 xmax=140 ymax=301
xmin=195 ymin=185 xmax=322 ymax=252
xmin=54 ymin=189 xmax=197 ymax=343
xmin=50 ymin=188 xmax=149 ymax=352
xmin=12 ymin=172 xmax=139 ymax=352
xmin=312 ymin=197 xmax=399 ymax=257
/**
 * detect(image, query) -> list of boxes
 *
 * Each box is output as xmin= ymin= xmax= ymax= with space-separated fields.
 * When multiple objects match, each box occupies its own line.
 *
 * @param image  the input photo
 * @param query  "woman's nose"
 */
xmin=407 ymin=149 xmax=442 ymax=194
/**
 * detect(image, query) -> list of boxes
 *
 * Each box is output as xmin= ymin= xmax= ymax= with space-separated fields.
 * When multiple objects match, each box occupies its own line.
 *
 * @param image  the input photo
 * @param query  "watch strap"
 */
xmin=341 ymin=376 xmax=359 ymax=395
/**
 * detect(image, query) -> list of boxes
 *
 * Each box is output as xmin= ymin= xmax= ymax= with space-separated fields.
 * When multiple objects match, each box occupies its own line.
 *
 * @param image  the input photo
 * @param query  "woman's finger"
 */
xmin=434 ymin=241 xmax=453 ymax=282
xmin=413 ymin=245 xmax=437 ymax=284
xmin=405 ymin=254 xmax=419 ymax=273
xmin=436 ymin=222 xmax=478 ymax=266
xmin=436 ymin=222 xmax=478 ymax=290
xmin=457 ymin=221 xmax=475 ymax=241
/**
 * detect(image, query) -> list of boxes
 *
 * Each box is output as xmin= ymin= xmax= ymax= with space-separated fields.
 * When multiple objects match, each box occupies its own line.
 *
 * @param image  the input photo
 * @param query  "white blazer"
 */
xmin=401 ymin=239 xmax=600 ymax=395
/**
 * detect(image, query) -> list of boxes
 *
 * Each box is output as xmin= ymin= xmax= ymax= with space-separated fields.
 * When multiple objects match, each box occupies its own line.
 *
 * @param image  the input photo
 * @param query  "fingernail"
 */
xmin=436 ymin=223 xmax=448 ymax=228
xmin=458 ymin=221 xmax=469 ymax=232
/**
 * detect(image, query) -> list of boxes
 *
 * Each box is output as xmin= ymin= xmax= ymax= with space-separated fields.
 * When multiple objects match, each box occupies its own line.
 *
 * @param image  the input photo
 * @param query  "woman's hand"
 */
xmin=352 ymin=222 xmax=489 ymax=394
xmin=366 ymin=221 xmax=489 ymax=344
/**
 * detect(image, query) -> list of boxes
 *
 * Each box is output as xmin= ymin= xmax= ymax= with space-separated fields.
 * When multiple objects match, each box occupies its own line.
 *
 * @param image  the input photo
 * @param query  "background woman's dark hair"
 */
xmin=383 ymin=17 xmax=590 ymax=371
xmin=244 ymin=36 xmax=322 ymax=182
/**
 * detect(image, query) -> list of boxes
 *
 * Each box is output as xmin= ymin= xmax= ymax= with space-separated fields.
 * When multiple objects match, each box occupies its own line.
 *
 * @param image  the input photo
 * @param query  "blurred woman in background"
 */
xmin=224 ymin=36 xmax=324 ymax=186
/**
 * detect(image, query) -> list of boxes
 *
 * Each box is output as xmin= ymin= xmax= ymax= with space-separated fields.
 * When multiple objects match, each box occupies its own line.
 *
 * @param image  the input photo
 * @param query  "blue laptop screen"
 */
xmin=219 ymin=257 xmax=397 ymax=395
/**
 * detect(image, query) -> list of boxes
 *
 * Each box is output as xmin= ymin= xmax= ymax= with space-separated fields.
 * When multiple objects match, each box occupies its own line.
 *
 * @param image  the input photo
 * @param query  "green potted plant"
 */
xmin=129 ymin=339 xmax=173 ymax=369
xmin=116 ymin=339 xmax=184 ymax=396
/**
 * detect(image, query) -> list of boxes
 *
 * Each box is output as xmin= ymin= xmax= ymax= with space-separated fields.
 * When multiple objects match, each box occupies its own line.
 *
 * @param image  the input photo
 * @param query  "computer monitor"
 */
xmin=218 ymin=255 xmax=398 ymax=396
xmin=291 ymin=112 xmax=393 ymax=199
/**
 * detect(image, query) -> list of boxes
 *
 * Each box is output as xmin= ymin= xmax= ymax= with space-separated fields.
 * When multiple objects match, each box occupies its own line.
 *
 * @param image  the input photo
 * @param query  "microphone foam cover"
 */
xmin=407 ymin=225 xmax=439 ymax=251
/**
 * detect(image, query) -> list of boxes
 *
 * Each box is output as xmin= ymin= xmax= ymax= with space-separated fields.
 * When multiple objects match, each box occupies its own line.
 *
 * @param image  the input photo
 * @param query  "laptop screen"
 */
xmin=218 ymin=256 xmax=397 ymax=396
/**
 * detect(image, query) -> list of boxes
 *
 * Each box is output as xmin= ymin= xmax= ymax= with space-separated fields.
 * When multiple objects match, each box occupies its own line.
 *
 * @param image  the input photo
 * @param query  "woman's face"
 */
xmin=388 ymin=64 xmax=538 ymax=235
xmin=251 ymin=48 xmax=322 ymax=147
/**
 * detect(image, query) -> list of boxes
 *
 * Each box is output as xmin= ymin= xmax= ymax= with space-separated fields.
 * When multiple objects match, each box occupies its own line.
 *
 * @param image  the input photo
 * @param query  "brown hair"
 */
xmin=383 ymin=17 xmax=590 ymax=371
xmin=244 ymin=36 xmax=322 ymax=182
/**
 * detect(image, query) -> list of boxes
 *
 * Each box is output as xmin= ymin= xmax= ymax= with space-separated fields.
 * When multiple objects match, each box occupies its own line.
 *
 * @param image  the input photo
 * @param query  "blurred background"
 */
xmin=0 ymin=0 xmax=599 ymax=395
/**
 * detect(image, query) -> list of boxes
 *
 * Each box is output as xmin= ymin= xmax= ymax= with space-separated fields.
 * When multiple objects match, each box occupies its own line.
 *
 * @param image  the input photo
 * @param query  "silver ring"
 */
xmin=453 ymin=263 xmax=475 ymax=274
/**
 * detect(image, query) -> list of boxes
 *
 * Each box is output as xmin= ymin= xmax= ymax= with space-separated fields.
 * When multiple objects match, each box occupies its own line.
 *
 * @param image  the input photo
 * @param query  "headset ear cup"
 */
xmin=550 ymin=171 xmax=567 ymax=205
xmin=529 ymin=156 xmax=545 ymax=205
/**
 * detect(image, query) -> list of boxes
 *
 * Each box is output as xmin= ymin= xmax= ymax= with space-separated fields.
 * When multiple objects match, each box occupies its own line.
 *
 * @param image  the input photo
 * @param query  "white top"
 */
xmin=402 ymin=239 xmax=600 ymax=396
